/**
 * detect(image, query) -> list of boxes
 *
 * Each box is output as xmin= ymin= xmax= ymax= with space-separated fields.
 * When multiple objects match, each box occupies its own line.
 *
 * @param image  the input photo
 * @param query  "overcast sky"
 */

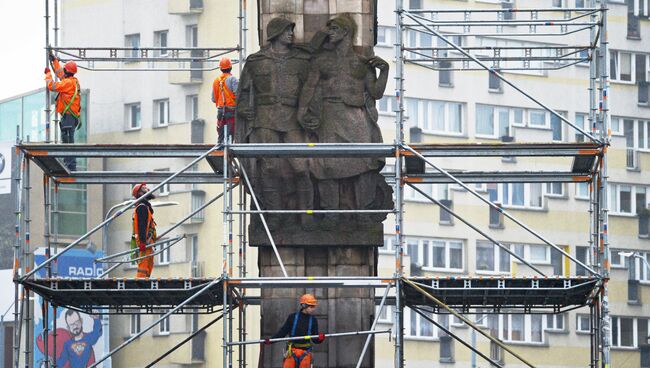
xmin=0 ymin=2 xmax=48 ymax=100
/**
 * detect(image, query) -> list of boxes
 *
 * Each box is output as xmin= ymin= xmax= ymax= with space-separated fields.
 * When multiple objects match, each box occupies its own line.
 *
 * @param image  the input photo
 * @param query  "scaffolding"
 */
xmin=11 ymin=1 xmax=613 ymax=367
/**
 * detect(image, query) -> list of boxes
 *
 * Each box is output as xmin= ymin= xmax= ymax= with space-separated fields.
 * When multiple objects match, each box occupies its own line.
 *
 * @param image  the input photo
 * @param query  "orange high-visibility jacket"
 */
xmin=133 ymin=202 xmax=156 ymax=245
xmin=45 ymin=59 xmax=81 ymax=117
xmin=212 ymin=73 xmax=236 ymax=108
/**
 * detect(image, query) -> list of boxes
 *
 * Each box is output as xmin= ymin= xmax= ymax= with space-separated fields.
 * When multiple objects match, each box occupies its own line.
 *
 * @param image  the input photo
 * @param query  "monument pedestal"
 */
xmin=259 ymin=246 xmax=377 ymax=368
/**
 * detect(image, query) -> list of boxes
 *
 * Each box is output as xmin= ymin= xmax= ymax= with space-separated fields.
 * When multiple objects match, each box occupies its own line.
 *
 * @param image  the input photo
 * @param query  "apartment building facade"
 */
xmin=50 ymin=0 xmax=650 ymax=367
xmin=373 ymin=0 xmax=650 ymax=367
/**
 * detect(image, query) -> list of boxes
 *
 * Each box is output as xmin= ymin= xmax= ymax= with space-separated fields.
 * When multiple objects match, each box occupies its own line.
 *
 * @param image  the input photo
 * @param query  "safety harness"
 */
xmin=61 ymin=80 xmax=80 ymax=119
xmin=286 ymin=312 xmax=314 ymax=366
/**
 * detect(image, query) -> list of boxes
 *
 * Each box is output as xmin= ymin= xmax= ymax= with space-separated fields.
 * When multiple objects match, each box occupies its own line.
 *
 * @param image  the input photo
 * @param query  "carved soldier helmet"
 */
xmin=266 ymin=17 xmax=295 ymax=41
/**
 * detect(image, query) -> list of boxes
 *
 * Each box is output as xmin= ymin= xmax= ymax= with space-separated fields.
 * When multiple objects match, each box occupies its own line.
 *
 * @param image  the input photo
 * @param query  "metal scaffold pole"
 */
xmin=44 ymin=0 xmax=51 ymax=143
xmin=394 ymin=1 xmax=405 ymax=367
xmin=23 ymin=159 xmax=31 ymax=368
xmin=223 ymin=133 xmax=231 ymax=368
xmin=12 ymin=139 xmax=23 ymax=368
xmin=597 ymin=1 xmax=611 ymax=366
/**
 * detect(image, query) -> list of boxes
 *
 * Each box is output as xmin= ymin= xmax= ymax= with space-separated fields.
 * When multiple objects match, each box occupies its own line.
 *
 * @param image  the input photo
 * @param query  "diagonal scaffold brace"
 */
xmin=402 ymin=277 xmax=536 ymax=368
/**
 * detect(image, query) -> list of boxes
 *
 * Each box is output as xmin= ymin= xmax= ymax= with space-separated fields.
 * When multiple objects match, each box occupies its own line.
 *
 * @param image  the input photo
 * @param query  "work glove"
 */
xmin=316 ymin=333 xmax=325 ymax=343
xmin=44 ymin=67 xmax=51 ymax=74
xmin=138 ymin=241 xmax=146 ymax=252
xmin=264 ymin=338 xmax=271 ymax=345
xmin=48 ymin=51 xmax=56 ymax=62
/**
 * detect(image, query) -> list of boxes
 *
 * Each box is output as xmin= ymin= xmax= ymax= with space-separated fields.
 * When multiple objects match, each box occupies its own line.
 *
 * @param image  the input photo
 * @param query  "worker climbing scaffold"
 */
xmin=44 ymin=50 xmax=81 ymax=170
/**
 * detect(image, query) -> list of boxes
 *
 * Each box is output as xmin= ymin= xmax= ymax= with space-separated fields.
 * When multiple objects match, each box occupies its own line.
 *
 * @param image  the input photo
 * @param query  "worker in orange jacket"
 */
xmin=211 ymin=57 xmax=238 ymax=144
xmin=131 ymin=183 xmax=157 ymax=278
xmin=45 ymin=51 xmax=81 ymax=171
xmin=264 ymin=294 xmax=325 ymax=368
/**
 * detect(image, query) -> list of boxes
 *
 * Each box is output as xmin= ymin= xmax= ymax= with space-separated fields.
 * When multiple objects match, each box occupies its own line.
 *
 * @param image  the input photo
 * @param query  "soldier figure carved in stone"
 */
xmin=236 ymin=17 xmax=315 ymax=230
xmin=298 ymin=14 xmax=392 ymax=228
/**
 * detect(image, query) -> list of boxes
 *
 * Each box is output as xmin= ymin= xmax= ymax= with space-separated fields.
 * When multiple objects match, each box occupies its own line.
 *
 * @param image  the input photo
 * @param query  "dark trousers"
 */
xmin=60 ymin=113 xmax=78 ymax=171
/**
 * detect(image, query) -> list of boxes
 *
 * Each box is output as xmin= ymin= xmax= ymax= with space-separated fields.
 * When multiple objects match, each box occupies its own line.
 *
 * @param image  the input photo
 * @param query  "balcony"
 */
xmin=192 ymin=330 xmax=206 ymax=362
xmin=439 ymin=199 xmax=453 ymax=225
xmin=168 ymin=51 xmax=203 ymax=85
xmin=168 ymin=0 xmax=203 ymax=14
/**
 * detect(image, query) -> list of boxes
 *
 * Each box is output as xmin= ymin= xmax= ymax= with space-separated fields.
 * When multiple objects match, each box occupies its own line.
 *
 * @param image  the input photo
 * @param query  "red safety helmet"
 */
xmin=299 ymin=294 xmax=318 ymax=306
xmin=132 ymin=182 xmax=147 ymax=198
xmin=219 ymin=57 xmax=232 ymax=70
xmin=63 ymin=61 xmax=78 ymax=75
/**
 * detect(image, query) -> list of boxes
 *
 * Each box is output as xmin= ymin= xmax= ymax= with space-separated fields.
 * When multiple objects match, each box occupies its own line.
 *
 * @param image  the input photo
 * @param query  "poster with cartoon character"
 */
xmin=34 ymin=248 xmax=108 ymax=368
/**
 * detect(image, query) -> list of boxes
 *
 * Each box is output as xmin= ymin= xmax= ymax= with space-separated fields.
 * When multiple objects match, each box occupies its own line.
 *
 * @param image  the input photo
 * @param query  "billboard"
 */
xmin=33 ymin=248 xmax=109 ymax=368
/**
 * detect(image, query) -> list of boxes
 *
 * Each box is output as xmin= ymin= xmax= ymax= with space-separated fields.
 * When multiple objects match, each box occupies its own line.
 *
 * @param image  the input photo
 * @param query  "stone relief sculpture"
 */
xmin=236 ymin=18 xmax=315 ymax=230
xmin=237 ymin=14 xmax=393 ymax=245
xmin=298 ymin=14 xmax=392 ymax=230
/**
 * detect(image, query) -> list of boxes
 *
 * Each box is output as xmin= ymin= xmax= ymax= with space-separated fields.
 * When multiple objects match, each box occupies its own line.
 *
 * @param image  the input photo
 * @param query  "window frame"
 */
xmin=124 ymin=33 xmax=141 ymax=59
xmin=125 ymin=102 xmax=142 ymax=130
xmin=406 ymin=98 xmax=464 ymax=136
xmin=158 ymin=313 xmax=171 ymax=335
xmin=153 ymin=98 xmax=170 ymax=127
xmin=420 ymin=238 xmax=465 ymax=272
xmin=405 ymin=307 xmax=439 ymax=340
xmin=130 ymin=313 xmax=141 ymax=336
xmin=154 ymin=30 xmax=169 ymax=57
xmin=476 ymin=240 xmax=512 ymax=274
xmin=576 ymin=314 xmax=591 ymax=334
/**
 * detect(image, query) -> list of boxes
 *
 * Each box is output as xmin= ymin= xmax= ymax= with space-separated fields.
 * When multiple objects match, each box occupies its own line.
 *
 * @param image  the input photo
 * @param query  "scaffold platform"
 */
xmin=403 ymin=277 xmax=601 ymax=313
xmin=21 ymin=277 xmax=228 ymax=314
xmin=19 ymin=276 xmax=600 ymax=315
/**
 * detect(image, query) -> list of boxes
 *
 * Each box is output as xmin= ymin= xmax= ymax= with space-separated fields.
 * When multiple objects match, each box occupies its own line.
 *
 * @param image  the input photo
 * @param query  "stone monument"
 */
xmin=236 ymin=2 xmax=390 ymax=366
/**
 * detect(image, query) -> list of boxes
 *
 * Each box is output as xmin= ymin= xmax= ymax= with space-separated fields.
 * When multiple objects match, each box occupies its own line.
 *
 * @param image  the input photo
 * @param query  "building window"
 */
xmin=488 ymin=70 xmax=502 ymax=92
xmin=406 ymin=99 xmax=463 ymax=135
xmin=154 ymin=99 xmax=170 ymax=127
xmin=124 ymin=33 xmax=141 ymax=58
xmin=500 ymin=314 xmax=544 ymax=344
xmin=546 ymin=183 xmax=565 ymax=198
xmin=55 ymin=184 xmax=88 ymax=236
xmin=575 ymin=0 xmax=586 ymax=8
xmin=529 ymin=109 xmax=548 ymax=128
xmin=575 ymin=246 xmax=591 ymax=276
xmin=125 ymin=103 xmax=141 ymax=130
xmin=406 ymin=307 xmax=437 ymax=339
xmin=159 ymin=313 xmax=171 ymax=335
xmin=476 ymin=241 xmax=511 ymax=273
xmin=404 ymin=237 xmax=463 ymax=272
xmin=130 ymin=314 xmax=141 ymax=336
xmin=611 ymin=316 xmax=636 ymax=348
xmin=552 ymin=0 xmax=564 ymax=7
xmin=186 ymin=25 xmax=198 ymax=47
xmin=609 ymin=183 xmax=649 ymax=215
xmin=476 ymin=104 xmax=514 ymax=138
xmin=576 ymin=314 xmax=591 ymax=333
xmin=158 ymin=241 xmax=171 ymax=265
xmin=575 ymin=182 xmax=590 ymax=200
xmin=551 ymin=113 xmax=565 ymax=141
xmin=546 ymin=314 xmax=565 ymax=331
xmin=408 ymin=0 xmax=422 ymax=9
xmin=498 ymin=183 xmax=543 ymax=209
xmin=191 ymin=190 xmax=206 ymax=222
xmin=154 ymin=30 xmax=169 ymax=56
xmin=378 ymin=95 xmax=397 ymax=115
xmin=186 ymin=94 xmax=199 ymax=121
xmin=610 ymin=249 xmax=627 ymax=268
xmin=512 ymin=243 xmax=551 ymax=265
xmin=611 ymin=50 xmax=634 ymax=82
xmin=627 ymin=1 xmax=641 ymax=39
xmin=377 ymin=26 xmax=395 ymax=48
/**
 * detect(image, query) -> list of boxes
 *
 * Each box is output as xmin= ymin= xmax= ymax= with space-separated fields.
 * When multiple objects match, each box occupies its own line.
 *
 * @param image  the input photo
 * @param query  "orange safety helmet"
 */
xmin=219 ymin=57 xmax=232 ymax=70
xmin=63 ymin=61 xmax=78 ymax=75
xmin=299 ymin=294 xmax=318 ymax=306
xmin=132 ymin=182 xmax=147 ymax=198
